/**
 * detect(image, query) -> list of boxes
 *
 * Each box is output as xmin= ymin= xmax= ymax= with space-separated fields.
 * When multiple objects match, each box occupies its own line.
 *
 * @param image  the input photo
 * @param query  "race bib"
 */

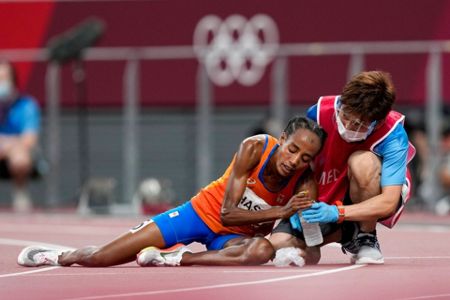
xmin=238 ymin=187 xmax=272 ymax=211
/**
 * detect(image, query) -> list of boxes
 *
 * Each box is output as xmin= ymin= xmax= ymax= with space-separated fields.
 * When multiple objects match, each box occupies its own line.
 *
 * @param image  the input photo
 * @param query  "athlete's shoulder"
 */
xmin=240 ymin=134 xmax=268 ymax=156
xmin=233 ymin=135 xmax=273 ymax=172
xmin=241 ymin=134 xmax=273 ymax=155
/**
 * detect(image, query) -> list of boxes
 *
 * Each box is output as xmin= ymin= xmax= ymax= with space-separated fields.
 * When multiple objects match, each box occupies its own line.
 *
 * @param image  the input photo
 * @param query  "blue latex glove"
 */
xmin=289 ymin=213 xmax=303 ymax=232
xmin=301 ymin=202 xmax=339 ymax=223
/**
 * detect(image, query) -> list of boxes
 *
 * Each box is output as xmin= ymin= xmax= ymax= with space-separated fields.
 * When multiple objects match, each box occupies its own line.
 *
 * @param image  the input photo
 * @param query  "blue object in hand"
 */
xmin=289 ymin=213 xmax=303 ymax=232
xmin=301 ymin=202 xmax=339 ymax=223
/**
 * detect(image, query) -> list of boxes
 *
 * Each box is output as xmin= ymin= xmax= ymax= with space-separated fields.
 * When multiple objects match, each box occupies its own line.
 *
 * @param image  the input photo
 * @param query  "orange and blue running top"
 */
xmin=191 ymin=135 xmax=304 ymax=236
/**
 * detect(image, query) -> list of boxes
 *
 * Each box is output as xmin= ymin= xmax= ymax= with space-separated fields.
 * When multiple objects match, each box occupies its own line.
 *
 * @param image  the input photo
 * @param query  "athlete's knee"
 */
xmin=269 ymin=232 xmax=304 ymax=250
xmin=240 ymin=237 xmax=274 ymax=265
xmin=348 ymin=151 xmax=381 ymax=188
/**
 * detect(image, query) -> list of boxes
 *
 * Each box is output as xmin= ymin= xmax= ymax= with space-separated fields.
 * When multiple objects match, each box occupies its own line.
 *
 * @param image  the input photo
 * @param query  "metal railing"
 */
xmin=1 ymin=39 xmax=449 ymax=212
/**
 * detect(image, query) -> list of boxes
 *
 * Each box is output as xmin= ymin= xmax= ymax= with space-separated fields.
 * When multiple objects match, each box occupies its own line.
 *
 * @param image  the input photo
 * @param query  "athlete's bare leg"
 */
xmin=179 ymin=237 xmax=274 ymax=266
xmin=58 ymin=222 xmax=165 ymax=267
xmin=347 ymin=151 xmax=382 ymax=232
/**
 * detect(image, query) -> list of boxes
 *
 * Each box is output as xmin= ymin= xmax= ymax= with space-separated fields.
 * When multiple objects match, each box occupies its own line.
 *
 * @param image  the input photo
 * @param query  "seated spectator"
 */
xmin=439 ymin=126 xmax=450 ymax=191
xmin=0 ymin=60 xmax=41 ymax=213
xmin=433 ymin=123 xmax=450 ymax=216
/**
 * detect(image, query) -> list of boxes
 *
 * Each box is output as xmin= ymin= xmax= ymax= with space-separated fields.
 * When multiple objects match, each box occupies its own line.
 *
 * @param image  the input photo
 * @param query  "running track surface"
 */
xmin=1 ymin=211 xmax=450 ymax=300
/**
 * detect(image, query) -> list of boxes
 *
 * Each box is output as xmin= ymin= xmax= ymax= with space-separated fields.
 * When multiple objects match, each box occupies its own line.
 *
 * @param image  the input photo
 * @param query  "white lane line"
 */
xmin=27 ymin=269 xmax=315 ymax=277
xmin=65 ymin=265 xmax=366 ymax=300
xmin=222 ymin=269 xmax=312 ymax=273
xmin=396 ymin=294 xmax=450 ymax=300
xmin=0 ymin=267 xmax=61 ymax=278
xmin=0 ymin=238 xmax=74 ymax=279
xmin=386 ymin=256 xmax=450 ymax=260
xmin=30 ymin=272 xmax=132 ymax=277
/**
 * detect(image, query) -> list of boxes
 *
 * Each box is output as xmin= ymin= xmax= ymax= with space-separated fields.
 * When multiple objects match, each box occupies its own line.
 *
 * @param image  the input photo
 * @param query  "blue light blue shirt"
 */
xmin=307 ymin=104 xmax=409 ymax=186
xmin=0 ymin=95 xmax=40 ymax=135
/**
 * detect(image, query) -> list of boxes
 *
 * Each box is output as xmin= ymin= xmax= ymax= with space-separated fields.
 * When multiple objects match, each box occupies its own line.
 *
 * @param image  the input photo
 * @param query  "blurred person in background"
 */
xmin=440 ymin=126 xmax=450 ymax=190
xmin=17 ymin=116 xmax=326 ymax=268
xmin=270 ymin=71 xmax=416 ymax=265
xmin=0 ymin=60 xmax=41 ymax=213
xmin=436 ymin=124 xmax=450 ymax=215
xmin=403 ymin=118 xmax=428 ymax=207
xmin=249 ymin=112 xmax=284 ymax=137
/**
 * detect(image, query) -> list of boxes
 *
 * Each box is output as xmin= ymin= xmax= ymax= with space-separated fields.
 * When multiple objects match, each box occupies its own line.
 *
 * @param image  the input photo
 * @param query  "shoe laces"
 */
xmin=342 ymin=231 xmax=380 ymax=254
xmin=33 ymin=252 xmax=53 ymax=264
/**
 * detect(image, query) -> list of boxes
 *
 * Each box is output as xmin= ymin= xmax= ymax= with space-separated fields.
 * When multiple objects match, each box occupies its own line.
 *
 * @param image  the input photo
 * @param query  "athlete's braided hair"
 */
xmin=283 ymin=116 xmax=327 ymax=152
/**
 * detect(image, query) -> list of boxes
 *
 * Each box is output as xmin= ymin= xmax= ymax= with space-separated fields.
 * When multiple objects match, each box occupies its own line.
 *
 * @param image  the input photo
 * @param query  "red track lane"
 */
xmin=0 ymin=212 xmax=449 ymax=300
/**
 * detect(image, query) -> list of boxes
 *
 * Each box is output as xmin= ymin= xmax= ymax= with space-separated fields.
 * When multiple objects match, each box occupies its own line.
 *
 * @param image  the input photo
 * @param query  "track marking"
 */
xmin=0 ymin=238 xmax=74 ymax=279
xmin=222 ymin=269 xmax=312 ymax=273
xmin=65 ymin=265 xmax=366 ymax=300
xmin=0 ymin=267 xmax=61 ymax=278
xmin=21 ymin=255 xmax=450 ymax=278
xmin=30 ymin=272 xmax=134 ymax=277
xmin=397 ymin=294 xmax=450 ymax=300
xmin=28 ymin=269 xmax=315 ymax=277
xmin=386 ymin=256 xmax=450 ymax=260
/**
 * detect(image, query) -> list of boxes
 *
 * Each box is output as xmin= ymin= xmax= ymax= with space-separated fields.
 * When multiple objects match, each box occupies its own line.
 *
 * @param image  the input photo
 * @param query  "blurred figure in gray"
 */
xmin=0 ymin=60 xmax=41 ymax=213
xmin=403 ymin=117 xmax=428 ymax=208
xmin=137 ymin=178 xmax=175 ymax=215
xmin=250 ymin=112 xmax=283 ymax=137
xmin=436 ymin=125 xmax=450 ymax=215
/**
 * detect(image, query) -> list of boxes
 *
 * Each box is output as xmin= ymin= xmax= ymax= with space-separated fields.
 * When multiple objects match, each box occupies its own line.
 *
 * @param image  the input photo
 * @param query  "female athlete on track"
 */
xmin=18 ymin=116 xmax=326 ymax=267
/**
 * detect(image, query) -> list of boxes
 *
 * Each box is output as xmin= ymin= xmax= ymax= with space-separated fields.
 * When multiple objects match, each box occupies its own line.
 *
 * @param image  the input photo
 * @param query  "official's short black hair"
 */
xmin=341 ymin=71 xmax=395 ymax=122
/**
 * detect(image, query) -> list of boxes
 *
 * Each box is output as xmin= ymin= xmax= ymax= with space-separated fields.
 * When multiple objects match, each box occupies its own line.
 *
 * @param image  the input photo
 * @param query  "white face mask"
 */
xmin=336 ymin=111 xmax=375 ymax=142
xmin=0 ymin=81 xmax=13 ymax=100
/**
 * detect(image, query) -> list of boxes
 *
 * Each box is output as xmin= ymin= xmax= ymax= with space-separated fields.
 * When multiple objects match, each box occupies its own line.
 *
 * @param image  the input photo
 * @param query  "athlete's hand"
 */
xmin=280 ymin=191 xmax=314 ymax=219
xmin=301 ymin=202 xmax=339 ymax=223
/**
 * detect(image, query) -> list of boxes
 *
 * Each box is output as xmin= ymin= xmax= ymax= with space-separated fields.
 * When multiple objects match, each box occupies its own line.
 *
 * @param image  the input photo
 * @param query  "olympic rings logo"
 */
xmin=193 ymin=14 xmax=279 ymax=87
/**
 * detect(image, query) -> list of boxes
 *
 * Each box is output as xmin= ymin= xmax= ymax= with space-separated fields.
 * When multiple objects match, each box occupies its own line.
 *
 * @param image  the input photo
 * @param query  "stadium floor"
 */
xmin=1 ymin=211 xmax=449 ymax=300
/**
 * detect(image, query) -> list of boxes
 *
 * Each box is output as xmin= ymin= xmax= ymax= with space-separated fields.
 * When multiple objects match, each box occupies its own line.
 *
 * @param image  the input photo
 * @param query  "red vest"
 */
xmin=314 ymin=96 xmax=416 ymax=204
